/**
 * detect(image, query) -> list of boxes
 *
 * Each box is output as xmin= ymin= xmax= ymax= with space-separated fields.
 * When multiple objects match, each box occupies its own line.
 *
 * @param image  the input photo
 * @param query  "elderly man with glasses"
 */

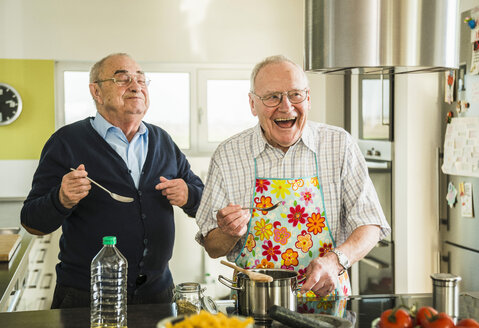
xmin=21 ymin=53 xmax=204 ymax=309
xmin=195 ymin=55 xmax=390 ymax=314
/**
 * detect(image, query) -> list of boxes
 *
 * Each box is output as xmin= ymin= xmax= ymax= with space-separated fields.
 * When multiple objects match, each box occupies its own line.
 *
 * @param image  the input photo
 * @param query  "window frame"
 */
xmin=55 ymin=61 xmax=252 ymax=156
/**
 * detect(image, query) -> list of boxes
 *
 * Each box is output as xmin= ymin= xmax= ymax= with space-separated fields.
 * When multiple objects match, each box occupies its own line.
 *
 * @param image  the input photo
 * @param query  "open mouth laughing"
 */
xmin=274 ymin=117 xmax=297 ymax=128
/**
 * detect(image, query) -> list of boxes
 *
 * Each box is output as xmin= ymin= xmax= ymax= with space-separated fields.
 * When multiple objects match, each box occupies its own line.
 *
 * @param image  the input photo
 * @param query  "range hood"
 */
xmin=305 ymin=0 xmax=460 ymax=74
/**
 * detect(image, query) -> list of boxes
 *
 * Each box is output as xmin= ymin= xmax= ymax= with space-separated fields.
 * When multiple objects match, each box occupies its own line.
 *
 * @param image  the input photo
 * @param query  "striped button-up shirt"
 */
xmin=195 ymin=121 xmax=390 ymax=261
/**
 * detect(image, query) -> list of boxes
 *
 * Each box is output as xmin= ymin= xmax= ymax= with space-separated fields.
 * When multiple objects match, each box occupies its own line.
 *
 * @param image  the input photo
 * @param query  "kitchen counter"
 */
xmin=0 ymin=293 xmax=478 ymax=328
xmin=0 ymin=229 xmax=34 ymax=312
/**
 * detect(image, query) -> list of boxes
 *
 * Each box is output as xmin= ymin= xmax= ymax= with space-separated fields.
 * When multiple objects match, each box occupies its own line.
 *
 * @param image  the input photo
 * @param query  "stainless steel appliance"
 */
xmin=438 ymin=7 xmax=479 ymax=292
xmin=304 ymin=0 xmax=460 ymax=74
xmin=357 ymin=141 xmax=394 ymax=294
xmin=346 ymin=70 xmax=395 ymax=295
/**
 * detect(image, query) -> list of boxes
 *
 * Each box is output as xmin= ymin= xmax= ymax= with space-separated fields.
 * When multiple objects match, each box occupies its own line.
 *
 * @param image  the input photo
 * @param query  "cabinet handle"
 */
xmin=35 ymin=248 xmax=46 ymax=263
xmin=7 ymin=289 xmax=22 ymax=312
xmin=360 ymin=256 xmax=390 ymax=269
xmin=27 ymin=269 xmax=41 ymax=288
xmin=41 ymin=273 xmax=53 ymax=289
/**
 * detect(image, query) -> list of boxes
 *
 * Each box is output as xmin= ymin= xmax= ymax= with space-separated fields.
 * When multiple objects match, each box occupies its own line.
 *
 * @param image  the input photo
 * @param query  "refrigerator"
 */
xmin=439 ymin=6 xmax=479 ymax=292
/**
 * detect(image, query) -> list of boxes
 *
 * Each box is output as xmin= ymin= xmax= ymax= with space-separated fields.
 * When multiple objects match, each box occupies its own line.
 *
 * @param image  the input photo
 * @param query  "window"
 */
xmin=56 ymin=62 xmax=254 ymax=154
xmin=198 ymin=69 xmax=257 ymax=153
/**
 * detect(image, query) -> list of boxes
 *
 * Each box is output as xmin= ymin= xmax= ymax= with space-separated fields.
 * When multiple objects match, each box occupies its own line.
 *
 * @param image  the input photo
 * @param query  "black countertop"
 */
xmin=0 ymin=293 xmax=478 ymax=328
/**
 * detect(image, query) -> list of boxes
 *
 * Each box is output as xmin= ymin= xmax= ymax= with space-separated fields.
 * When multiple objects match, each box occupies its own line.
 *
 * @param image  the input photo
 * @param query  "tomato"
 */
xmin=423 ymin=312 xmax=455 ymax=328
xmin=457 ymin=318 xmax=479 ymax=328
xmin=415 ymin=306 xmax=438 ymax=327
xmin=379 ymin=308 xmax=413 ymax=328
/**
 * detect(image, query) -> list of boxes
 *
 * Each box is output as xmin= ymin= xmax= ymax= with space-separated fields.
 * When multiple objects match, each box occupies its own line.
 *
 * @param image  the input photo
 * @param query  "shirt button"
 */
xmin=138 ymin=191 xmax=142 ymax=196
xmin=141 ymin=214 xmax=146 ymax=220
xmin=144 ymin=239 xmax=148 ymax=245
xmin=128 ymin=169 xmax=132 ymax=174
xmin=143 ymin=248 xmax=148 ymax=256
xmin=139 ymin=261 xmax=144 ymax=267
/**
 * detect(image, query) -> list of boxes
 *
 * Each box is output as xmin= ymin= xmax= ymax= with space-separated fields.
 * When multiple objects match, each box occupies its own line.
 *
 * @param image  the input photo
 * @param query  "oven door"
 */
xmin=357 ymin=159 xmax=394 ymax=295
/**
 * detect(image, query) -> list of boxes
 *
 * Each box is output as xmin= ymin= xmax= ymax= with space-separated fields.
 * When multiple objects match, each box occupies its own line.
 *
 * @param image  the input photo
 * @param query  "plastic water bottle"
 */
xmin=90 ymin=236 xmax=128 ymax=328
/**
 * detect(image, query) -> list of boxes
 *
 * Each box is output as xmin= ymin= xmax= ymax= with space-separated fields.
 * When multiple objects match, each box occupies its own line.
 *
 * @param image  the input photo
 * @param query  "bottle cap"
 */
xmin=103 ymin=236 xmax=117 ymax=245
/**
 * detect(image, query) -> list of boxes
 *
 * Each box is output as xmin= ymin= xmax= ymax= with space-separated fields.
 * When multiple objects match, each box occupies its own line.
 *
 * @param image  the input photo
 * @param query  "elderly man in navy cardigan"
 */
xmin=21 ymin=53 xmax=204 ymax=308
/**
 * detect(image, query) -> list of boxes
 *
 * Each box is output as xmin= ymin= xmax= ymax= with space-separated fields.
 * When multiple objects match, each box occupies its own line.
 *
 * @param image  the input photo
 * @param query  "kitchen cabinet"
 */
xmin=16 ymin=230 xmax=60 ymax=311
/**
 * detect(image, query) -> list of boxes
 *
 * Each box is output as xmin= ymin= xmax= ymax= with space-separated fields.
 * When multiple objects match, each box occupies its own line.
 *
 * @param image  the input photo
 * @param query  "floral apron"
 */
xmin=235 ymin=155 xmax=350 ymax=316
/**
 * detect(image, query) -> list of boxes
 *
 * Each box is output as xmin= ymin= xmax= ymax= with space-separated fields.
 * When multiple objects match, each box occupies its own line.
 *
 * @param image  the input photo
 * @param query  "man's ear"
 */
xmin=249 ymin=93 xmax=257 ymax=116
xmin=89 ymin=83 xmax=103 ymax=105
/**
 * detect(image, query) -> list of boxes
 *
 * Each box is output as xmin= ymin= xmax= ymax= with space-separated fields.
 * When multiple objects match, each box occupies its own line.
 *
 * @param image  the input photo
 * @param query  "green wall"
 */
xmin=0 ymin=59 xmax=55 ymax=159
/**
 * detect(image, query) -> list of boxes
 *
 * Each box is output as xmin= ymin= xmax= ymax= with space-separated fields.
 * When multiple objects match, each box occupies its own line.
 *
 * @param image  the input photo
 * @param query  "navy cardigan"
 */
xmin=21 ymin=118 xmax=204 ymax=294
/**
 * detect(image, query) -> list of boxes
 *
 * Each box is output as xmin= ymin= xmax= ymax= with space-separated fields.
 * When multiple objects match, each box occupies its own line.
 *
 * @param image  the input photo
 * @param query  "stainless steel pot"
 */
xmin=218 ymin=268 xmax=302 ymax=323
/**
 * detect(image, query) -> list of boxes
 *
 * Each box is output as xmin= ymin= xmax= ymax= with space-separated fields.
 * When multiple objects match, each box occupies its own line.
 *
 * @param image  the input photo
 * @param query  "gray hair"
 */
xmin=249 ymin=55 xmax=309 ymax=92
xmin=89 ymin=53 xmax=131 ymax=83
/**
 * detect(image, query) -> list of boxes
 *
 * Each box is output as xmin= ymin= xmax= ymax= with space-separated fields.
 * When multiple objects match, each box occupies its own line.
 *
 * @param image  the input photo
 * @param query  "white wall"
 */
xmin=0 ymin=0 xmax=304 ymax=64
xmin=394 ymin=73 xmax=443 ymax=293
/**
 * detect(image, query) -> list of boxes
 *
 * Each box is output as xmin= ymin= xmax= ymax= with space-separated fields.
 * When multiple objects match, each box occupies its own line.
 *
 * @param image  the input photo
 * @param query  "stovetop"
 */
xmin=215 ymin=293 xmax=479 ymax=328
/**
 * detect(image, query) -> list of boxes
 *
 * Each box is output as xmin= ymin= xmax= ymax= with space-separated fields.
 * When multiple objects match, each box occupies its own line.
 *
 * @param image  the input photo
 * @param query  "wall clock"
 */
xmin=0 ymin=83 xmax=23 ymax=126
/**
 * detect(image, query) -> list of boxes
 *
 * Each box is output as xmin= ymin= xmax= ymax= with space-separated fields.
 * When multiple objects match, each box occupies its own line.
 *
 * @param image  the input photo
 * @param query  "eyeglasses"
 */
xmin=95 ymin=72 xmax=151 ymax=87
xmin=251 ymin=88 xmax=309 ymax=107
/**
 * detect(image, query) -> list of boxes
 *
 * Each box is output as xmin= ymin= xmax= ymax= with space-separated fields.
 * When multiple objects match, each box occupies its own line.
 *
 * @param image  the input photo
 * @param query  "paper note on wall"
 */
xmin=442 ymin=117 xmax=479 ymax=177
xmin=460 ymin=182 xmax=474 ymax=217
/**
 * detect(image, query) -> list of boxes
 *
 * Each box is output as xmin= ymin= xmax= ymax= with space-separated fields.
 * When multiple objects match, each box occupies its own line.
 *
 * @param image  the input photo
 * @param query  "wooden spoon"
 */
xmin=220 ymin=260 xmax=274 ymax=283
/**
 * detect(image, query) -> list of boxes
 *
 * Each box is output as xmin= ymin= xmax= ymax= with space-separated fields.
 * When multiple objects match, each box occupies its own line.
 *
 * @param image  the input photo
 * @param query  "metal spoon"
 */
xmin=220 ymin=260 xmax=274 ymax=283
xmin=69 ymin=168 xmax=134 ymax=203
xmin=242 ymin=201 xmax=283 ymax=212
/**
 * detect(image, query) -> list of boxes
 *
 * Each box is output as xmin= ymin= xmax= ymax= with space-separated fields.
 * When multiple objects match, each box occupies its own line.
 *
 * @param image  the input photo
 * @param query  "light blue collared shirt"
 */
xmin=91 ymin=112 xmax=148 ymax=188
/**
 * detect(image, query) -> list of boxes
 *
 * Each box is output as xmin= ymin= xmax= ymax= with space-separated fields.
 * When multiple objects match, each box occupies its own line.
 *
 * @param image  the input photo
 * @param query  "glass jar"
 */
xmin=174 ymin=282 xmax=202 ymax=315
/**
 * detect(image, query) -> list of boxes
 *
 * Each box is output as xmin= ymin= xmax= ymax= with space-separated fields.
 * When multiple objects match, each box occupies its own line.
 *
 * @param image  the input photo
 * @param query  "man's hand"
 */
xmin=216 ymin=204 xmax=250 ymax=237
xmin=155 ymin=176 xmax=188 ymax=207
xmin=300 ymin=252 xmax=343 ymax=296
xmin=59 ymin=164 xmax=91 ymax=209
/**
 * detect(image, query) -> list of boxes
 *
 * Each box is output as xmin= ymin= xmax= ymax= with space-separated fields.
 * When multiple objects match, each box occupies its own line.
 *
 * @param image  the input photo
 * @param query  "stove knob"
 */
xmin=374 ymin=150 xmax=381 ymax=156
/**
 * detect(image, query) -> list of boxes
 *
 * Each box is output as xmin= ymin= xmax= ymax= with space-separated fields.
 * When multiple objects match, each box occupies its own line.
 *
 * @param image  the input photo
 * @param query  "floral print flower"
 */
xmin=287 ymin=179 xmax=304 ymax=191
xmin=295 ymin=231 xmax=313 ymax=253
xmin=254 ymin=195 xmax=274 ymax=215
xmin=245 ymin=233 xmax=256 ymax=252
xmin=271 ymin=180 xmax=291 ymax=199
xmin=319 ymin=242 xmax=333 ymax=257
xmin=297 ymin=303 xmax=315 ymax=314
xmin=280 ymin=264 xmax=294 ymax=270
xmin=262 ymin=240 xmax=281 ymax=261
xmin=281 ymin=248 xmax=299 ymax=267
xmin=343 ymin=285 xmax=349 ymax=295
xmin=287 ymin=205 xmax=308 ymax=227
xmin=306 ymin=212 xmax=326 ymax=234
xmin=300 ymin=188 xmax=315 ymax=206
xmin=317 ymin=301 xmax=333 ymax=311
xmin=257 ymin=258 xmax=274 ymax=269
xmin=273 ymin=227 xmax=291 ymax=245
xmin=254 ymin=218 xmax=273 ymax=241
xmin=297 ymin=268 xmax=307 ymax=280
xmin=310 ymin=177 xmax=319 ymax=187
xmin=256 ymin=179 xmax=270 ymax=193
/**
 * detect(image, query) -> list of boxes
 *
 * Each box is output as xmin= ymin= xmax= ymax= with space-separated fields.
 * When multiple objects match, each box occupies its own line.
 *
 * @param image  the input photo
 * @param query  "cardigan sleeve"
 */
xmin=173 ymin=143 xmax=204 ymax=218
xmin=21 ymin=133 xmax=74 ymax=234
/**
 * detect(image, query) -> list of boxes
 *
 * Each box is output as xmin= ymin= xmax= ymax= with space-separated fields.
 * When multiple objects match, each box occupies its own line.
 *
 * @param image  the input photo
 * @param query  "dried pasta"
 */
xmin=165 ymin=310 xmax=254 ymax=328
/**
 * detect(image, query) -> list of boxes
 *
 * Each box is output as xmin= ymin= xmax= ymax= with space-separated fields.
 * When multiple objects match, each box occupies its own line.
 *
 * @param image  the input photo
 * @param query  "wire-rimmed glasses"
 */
xmin=95 ymin=72 xmax=151 ymax=87
xmin=251 ymin=88 xmax=309 ymax=107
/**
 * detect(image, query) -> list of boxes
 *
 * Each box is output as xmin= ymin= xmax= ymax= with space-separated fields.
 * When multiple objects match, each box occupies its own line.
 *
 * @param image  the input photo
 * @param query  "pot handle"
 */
xmin=218 ymin=275 xmax=243 ymax=291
